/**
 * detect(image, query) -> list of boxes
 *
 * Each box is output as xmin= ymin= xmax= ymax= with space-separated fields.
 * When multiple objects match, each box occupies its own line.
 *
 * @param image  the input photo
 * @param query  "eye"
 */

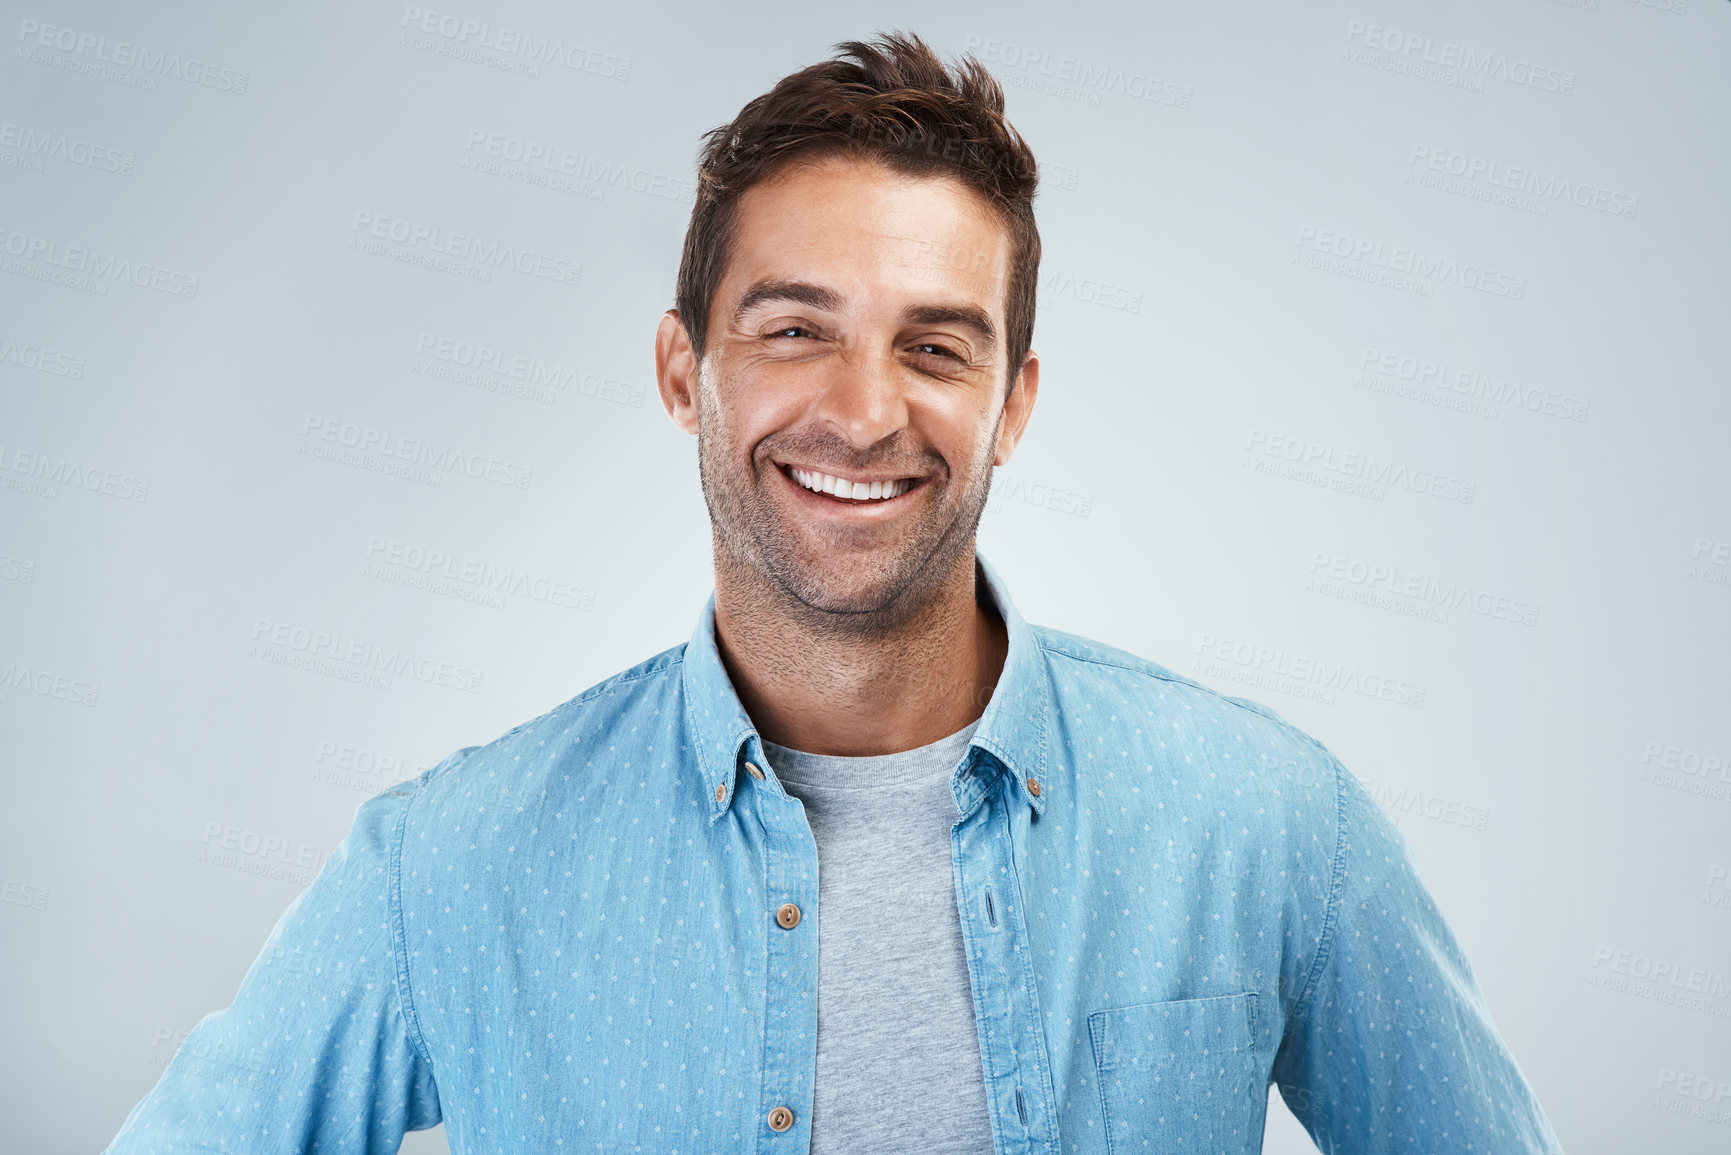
xmin=909 ymin=342 xmax=960 ymax=360
xmin=767 ymin=326 xmax=814 ymax=340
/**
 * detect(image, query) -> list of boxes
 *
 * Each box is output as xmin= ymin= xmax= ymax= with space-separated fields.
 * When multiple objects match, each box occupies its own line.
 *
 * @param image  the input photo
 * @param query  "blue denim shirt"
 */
xmin=107 ymin=554 xmax=1563 ymax=1154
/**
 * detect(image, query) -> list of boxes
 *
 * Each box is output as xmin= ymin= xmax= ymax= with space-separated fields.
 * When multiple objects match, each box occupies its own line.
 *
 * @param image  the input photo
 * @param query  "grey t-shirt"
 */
xmin=760 ymin=720 xmax=995 ymax=1155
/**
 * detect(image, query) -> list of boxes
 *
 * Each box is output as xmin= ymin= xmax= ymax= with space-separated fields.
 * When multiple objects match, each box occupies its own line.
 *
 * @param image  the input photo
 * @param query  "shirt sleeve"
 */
xmin=104 ymin=780 xmax=441 ymax=1154
xmin=1271 ymin=764 xmax=1565 ymax=1154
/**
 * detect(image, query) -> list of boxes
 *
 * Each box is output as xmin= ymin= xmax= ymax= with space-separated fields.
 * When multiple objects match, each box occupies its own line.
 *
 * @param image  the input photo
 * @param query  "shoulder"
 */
xmin=405 ymin=641 xmax=690 ymax=806
xmin=1030 ymin=623 xmax=1347 ymax=818
xmin=1033 ymin=625 xmax=1334 ymax=761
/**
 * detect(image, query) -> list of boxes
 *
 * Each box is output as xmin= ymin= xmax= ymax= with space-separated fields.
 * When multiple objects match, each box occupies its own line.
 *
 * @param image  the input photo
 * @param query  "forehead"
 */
xmin=723 ymin=154 xmax=1012 ymax=319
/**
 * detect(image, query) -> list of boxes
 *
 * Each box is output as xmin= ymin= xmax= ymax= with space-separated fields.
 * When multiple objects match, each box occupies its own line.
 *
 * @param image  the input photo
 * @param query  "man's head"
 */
xmin=655 ymin=31 xmax=1041 ymax=632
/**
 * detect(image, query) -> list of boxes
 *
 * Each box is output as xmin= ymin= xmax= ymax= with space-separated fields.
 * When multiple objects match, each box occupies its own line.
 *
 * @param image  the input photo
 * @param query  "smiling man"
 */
xmin=107 ymin=32 xmax=1563 ymax=1155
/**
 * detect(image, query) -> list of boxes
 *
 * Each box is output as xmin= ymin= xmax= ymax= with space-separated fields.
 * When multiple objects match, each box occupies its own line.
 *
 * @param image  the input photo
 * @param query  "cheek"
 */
xmin=717 ymin=361 xmax=809 ymax=429
xmin=920 ymin=408 xmax=1001 ymax=478
xmin=701 ymin=375 xmax=769 ymax=451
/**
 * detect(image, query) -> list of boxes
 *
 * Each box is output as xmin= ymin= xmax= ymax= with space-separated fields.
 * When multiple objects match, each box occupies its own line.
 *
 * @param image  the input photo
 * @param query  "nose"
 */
xmin=812 ymin=347 xmax=909 ymax=452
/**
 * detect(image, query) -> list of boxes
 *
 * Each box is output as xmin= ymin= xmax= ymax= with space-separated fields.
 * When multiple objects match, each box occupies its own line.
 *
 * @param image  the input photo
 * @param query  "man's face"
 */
xmin=662 ymin=153 xmax=1037 ymax=626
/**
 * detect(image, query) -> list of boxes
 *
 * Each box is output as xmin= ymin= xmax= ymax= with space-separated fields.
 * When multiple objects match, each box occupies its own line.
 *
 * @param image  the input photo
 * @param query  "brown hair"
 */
xmin=675 ymin=30 xmax=1041 ymax=395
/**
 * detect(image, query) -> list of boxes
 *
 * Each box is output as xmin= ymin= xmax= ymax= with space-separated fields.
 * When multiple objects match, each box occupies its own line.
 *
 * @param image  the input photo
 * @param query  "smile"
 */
xmin=781 ymin=464 xmax=922 ymax=503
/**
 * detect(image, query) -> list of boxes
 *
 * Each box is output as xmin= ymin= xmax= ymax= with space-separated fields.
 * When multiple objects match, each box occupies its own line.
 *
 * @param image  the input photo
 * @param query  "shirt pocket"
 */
xmin=1088 ymin=992 xmax=1263 ymax=1155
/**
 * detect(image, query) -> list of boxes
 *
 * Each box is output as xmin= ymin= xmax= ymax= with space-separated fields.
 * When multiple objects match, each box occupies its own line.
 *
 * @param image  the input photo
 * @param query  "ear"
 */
xmin=992 ymin=349 xmax=1039 ymax=467
xmin=655 ymin=310 xmax=701 ymax=435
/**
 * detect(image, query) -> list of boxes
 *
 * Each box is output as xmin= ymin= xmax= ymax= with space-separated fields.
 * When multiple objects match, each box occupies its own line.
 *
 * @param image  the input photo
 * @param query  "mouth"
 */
xmin=776 ymin=462 xmax=929 ymax=506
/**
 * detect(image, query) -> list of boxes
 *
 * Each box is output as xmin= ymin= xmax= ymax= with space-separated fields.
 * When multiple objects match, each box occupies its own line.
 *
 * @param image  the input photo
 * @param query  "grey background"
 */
xmin=1 ymin=1 xmax=1727 ymax=1152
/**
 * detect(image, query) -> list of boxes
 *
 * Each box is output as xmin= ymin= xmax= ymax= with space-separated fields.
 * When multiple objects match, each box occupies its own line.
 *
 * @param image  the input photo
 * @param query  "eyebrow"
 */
xmin=732 ymin=279 xmax=843 ymax=322
xmin=902 ymin=304 xmax=997 ymax=356
xmin=732 ymin=278 xmax=999 ymax=355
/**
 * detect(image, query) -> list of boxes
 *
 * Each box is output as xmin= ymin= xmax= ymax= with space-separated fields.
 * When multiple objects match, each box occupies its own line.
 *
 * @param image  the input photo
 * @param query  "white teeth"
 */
xmin=789 ymin=467 xmax=913 ymax=502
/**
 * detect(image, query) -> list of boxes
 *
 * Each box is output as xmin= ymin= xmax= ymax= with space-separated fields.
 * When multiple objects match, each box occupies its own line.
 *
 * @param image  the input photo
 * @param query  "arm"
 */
xmin=1272 ymin=765 xmax=1565 ymax=1154
xmin=105 ymin=780 xmax=440 ymax=1153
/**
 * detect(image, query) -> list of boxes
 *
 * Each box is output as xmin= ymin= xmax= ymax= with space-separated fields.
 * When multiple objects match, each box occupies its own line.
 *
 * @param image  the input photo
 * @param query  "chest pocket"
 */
xmin=1088 ymin=993 xmax=1264 ymax=1155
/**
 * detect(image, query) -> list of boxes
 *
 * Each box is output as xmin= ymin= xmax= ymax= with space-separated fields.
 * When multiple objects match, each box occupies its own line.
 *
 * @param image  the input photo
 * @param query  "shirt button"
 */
xmin=1026 ymin=777 xmax=1042 ymax=797
xmin=746 ymin=761 xmax=765 ymax=780
xmin=714 ymin=783 xmax=727 ymax=803
xmin=775 ymin=902 xmax=801 ymax=929
xmin=767 ymin=1105 xmax=795 ymax=1132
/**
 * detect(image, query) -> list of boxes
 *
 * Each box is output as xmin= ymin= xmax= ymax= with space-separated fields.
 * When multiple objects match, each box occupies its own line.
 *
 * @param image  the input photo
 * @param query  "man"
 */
xmin=108 ymin=32 xmax=1564 ymax=1155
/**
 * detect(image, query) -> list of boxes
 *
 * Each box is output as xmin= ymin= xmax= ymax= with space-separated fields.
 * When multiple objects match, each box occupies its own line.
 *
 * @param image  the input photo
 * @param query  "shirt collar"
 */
xmin=682 ymin=551 xmax=1051 ymax=823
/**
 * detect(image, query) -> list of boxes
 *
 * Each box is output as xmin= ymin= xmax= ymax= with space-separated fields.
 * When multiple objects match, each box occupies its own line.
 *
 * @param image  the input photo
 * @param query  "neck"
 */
xmin=711 ymin=549 xmax=1008 ymax=757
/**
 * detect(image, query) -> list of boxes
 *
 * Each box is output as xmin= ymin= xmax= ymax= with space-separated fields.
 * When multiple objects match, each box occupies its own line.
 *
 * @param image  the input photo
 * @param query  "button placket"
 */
xmin=753 ymin=774 xmax=818 ymax=1144
xmin=953 ymin=776 xmax=1060 ymax=1152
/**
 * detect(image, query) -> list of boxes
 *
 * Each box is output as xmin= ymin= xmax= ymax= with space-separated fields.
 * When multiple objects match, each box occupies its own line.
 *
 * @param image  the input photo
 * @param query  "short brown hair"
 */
xmin=675 ymin=31 xmax=1041 ymax=394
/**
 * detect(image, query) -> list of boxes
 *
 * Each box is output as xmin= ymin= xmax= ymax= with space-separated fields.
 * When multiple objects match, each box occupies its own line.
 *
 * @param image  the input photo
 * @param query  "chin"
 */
xmin=784 ymin=562 xmax=906 ymax=615
xmin=764 ymin=543 xmax=933 ymax=621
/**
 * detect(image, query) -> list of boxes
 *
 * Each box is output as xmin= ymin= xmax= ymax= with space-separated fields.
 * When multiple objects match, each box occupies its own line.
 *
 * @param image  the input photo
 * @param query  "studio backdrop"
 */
xmin=1 ymin=1 xmax=1727 ymax=1152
